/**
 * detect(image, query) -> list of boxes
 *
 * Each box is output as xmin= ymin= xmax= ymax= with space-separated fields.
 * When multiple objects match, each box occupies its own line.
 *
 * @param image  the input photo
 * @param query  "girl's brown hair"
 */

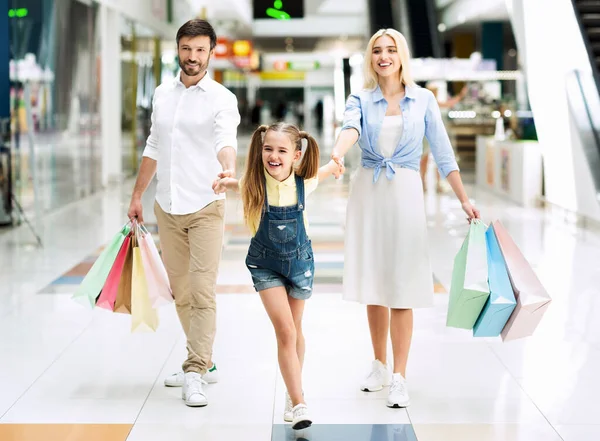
xmin=241 ymin=123 xmax=320 ymax=229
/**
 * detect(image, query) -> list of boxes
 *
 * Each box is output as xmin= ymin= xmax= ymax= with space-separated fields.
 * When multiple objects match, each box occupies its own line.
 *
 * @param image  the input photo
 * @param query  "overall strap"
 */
xmin=295 ymin=174 xmax=305 ymax=211
xmin=263 ymin=174 xmax=270 ymax=213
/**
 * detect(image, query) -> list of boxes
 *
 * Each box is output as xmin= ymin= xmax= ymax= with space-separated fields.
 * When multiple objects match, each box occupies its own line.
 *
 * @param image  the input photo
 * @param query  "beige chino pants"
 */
xmin=154 ymin=200 xmax=225 ymax=374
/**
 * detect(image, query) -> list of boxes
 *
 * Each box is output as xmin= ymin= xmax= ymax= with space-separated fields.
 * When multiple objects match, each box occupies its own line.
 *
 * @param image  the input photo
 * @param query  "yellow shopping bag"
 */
xmin=131 ymin=225 xmax=160 ymax=333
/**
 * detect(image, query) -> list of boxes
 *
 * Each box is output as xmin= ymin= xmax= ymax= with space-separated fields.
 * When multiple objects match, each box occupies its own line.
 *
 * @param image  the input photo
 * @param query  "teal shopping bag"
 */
xmin=473 ymin=225 xmax=517 ymax=337
xmin=446 ymin=220 xmax=490 ymax=329
xmin=72 ymin=223 xmax=131 ymax=309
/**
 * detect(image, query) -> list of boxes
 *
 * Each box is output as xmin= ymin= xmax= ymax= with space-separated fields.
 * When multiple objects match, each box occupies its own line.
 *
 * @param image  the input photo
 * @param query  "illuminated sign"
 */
xmin=8 ymin=8 xmax=29 ymax=18
xmin=253 ymin=0 xmax=303 ymax=20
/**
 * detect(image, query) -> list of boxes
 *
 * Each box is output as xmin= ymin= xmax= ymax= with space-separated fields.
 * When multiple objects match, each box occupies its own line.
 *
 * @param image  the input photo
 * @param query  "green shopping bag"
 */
xmin=72 ymin=223 xmax=131 ymax=309
xmin=446 ymin=220 xmax=490 ymax=329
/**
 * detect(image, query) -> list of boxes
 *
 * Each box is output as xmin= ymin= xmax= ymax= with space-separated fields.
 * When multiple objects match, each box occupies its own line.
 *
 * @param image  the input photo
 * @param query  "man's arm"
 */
xmin=217 ymin=146 xmax=237 ymax=177
xmin=127 ymin=157 xmax=157 ymax=223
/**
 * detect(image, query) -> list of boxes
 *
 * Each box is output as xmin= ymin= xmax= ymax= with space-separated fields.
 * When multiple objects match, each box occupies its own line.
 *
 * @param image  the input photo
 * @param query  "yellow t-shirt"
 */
xmin=241 ymin=170 xmax=318 ymax=236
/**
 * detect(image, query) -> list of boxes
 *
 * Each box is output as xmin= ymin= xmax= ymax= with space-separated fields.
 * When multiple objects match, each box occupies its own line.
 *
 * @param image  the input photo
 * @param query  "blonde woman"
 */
xmin=331 ymin=29 xmax=480 ymax=408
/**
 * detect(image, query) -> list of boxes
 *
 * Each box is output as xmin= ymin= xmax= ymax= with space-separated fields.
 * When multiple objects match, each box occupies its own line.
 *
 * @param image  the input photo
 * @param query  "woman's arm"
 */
xmin=446 ymin=171 xmax=480 ymax=221
xmin=331 ymin=94 xmax=362 ymax=165
xmin=331 ymin=129 xmax=359 ymax=165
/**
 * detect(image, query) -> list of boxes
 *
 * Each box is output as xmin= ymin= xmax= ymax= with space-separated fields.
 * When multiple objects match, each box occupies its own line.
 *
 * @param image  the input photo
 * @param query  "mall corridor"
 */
xmin=1 ymin=135 xmax=600 ymax=441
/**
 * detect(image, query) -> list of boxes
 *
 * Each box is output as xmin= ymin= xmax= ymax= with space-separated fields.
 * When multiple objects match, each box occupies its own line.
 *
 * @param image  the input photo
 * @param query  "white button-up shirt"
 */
xmin=142 ymin=73 xmax=240 ymax=215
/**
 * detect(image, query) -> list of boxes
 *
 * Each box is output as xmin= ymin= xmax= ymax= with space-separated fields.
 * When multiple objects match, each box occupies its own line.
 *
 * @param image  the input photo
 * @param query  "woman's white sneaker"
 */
xmin=284 ymin=391 xmax=294 ymax=422
xmin=291 ymin=404 xmax=312 ymax=430
xmin=182 ymin=372 xmax=208 ymax=407
xmin=387 ymin=373 xmax=410 ymax=408
xmin=361 ymin=360 xmax=392 ymax=392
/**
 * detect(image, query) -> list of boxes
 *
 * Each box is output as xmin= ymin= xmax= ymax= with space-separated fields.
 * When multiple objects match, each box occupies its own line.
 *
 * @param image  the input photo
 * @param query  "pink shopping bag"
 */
xmin=96 ymin=235 xmax=131 ymax=311
xmin=492 ymin=221 xmax=552 ymax=341
xmin=139 ymin=224 xmax=173 ymax=308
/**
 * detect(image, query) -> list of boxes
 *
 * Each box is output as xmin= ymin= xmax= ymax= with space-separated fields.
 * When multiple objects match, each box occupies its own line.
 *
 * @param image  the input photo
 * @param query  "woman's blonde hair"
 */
xmin=363 ymin=28 xmax=416 ymax=90
xmin=241 ymin=123 xmax=320 ymax=229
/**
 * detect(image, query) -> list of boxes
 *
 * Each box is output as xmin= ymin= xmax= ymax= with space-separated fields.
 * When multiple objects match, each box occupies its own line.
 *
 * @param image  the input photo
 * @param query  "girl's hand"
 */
xmin=212 ymin=177 xmax=234 ymax=194
xmin=331 ymin=152 xmax=343 ymax=167
xmin=461 ymin=201 xmax=481 ymax=223
xmin=332 ymin=160 xmax=345 ymax=179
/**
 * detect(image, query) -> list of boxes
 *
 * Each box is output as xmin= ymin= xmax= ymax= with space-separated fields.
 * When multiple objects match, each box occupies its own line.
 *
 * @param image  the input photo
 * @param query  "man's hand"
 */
xmin=218 ymin=169 xmax=235 ymax=180
xmin=127 ymin=197 xmax=144 ymax=224
xmin=212 ymin=177 xmax=235 ymax=194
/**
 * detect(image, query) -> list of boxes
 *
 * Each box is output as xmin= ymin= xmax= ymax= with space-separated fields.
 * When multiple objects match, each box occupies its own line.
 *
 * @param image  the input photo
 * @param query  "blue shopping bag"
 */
xmin=473 ymin=224 xmax=517 ymax=337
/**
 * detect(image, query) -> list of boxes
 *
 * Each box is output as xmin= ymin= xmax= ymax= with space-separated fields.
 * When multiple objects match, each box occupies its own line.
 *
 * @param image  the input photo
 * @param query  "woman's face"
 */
xmin=371 ymin=35 xmax=401 ymax=79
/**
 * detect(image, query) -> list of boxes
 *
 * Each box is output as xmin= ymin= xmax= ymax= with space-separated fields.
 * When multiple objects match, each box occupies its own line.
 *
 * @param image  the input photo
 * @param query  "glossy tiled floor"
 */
xmin=1 ymin=136 xmax=600 ymax=440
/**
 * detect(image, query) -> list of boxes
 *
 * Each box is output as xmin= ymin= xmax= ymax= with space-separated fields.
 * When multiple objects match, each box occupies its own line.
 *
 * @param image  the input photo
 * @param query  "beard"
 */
xmin=179 ymin=58 xmax=209 ymax=77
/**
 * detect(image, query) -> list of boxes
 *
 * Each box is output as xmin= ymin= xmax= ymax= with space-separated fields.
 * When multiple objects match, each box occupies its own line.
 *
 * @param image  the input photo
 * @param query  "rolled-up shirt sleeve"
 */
xmin=425 ymin=91 xmax=459 ymax=177
xmin=142 ymin=92 xmax=159 ymax=160
xmin=341 ymin=94 xmax=362 ymax=138
xmin=214 ymin=92 xmax=241 ymax=153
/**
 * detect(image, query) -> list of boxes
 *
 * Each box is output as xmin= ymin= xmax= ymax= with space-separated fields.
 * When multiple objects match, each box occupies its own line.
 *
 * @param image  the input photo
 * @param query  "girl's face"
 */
xmin=262 ymin=130 xmax=301 ymax=182
xmin=371 ymin=35 xmax=401 ymax=79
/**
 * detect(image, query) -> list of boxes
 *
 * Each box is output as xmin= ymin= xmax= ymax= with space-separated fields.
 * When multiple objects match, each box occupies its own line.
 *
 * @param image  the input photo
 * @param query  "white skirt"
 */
xmin=343 ymin=167 xmax=434 ymax=309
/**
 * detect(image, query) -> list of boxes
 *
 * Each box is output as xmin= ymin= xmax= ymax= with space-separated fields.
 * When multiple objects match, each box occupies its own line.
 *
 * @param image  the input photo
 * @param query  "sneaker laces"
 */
xmin=285 ymin=392 xmax=293 ymax=412
xmin=366 ymin=367 xmax=383 ymax=382
xmin=390 ymin=378 xmax=407 ymax=395
xmin=293 ymin=404 xmax=308 ymax=418
xmin=188 ymin=376 xmax=207 ymax=396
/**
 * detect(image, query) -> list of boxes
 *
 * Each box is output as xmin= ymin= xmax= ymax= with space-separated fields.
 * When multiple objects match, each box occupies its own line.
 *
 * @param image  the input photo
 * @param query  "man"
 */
xmin=127 ymin=19 xmax=240 ymax=407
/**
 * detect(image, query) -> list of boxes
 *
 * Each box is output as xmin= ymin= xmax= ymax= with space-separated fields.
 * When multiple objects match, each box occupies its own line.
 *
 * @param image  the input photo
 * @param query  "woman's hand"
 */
xmin=461 ymin=201 xmax=481 ymax=223
xmin=331 ymin=152 xmax=344 ymax=168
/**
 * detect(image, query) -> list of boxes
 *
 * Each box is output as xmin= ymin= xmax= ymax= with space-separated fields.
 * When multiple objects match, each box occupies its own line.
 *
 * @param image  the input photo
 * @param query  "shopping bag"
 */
xmin=446 ymin=220 xmax=490 ymax=329
xmin=139 ymin=224 xmax=173 ymax=308
xmin=72 ymin=223 xmax=131 ymax=309
xmin=492 ymin=221 xmax=552 ymax=341
xmin=114 ymin=233 xmax=134 ymax=314
xmin=473 ymin=225 xmax=517 ymax=337
xmin=96 ymin=235 xmax=131 ymax=311
xmin=131 ymin=226 xmax=160 ymax=332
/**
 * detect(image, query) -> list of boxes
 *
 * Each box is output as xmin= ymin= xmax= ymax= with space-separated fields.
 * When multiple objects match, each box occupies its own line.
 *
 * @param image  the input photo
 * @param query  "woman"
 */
xmin=331 ymin=29 xmax=480 ymax=408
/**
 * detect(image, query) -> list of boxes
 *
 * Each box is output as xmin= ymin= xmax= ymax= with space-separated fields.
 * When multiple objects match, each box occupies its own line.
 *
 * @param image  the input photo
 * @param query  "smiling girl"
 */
xmin=212 ymin=123 xmax=343 ymax=429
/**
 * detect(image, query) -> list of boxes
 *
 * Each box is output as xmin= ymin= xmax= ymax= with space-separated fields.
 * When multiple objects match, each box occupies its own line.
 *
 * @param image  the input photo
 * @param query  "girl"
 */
xmin=212 ymin=123 xmax=343 ymax=429
xmin=331 ymin=29 xmax=481 ymax=408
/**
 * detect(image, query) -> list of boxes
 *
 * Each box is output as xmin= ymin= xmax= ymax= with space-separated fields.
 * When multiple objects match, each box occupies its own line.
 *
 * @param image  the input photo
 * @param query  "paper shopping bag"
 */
xmin=492 ymin=221 xmax=552 ymax=341
xmin=72 ymin=223 xmax=130 ymax=309
xmin=473 ymin=225 xmax=517 ymax=337
xmin=131 ymin=228 xmax=159 ymax=332
xmin=446 ymin=220 xmax=490 ymax=329
xmin=96 ymin=235 xmax=131 ymax=311
xmin=114 ymin=233 xmax=134 ymax=314
xmin=139 ymin=224 xmax=173 ymax=308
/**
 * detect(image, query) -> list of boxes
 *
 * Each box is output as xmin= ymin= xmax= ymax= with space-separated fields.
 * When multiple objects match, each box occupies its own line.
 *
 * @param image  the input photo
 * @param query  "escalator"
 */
xmin=570 ymin=0 xmax=600 ymax=200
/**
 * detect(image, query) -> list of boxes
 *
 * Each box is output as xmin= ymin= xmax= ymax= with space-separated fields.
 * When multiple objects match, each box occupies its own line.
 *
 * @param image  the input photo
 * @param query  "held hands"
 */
xmin=330 ymin=159 xmax=345 ymax=179
xmin=212 ymin=169 xmax=236 ymax=194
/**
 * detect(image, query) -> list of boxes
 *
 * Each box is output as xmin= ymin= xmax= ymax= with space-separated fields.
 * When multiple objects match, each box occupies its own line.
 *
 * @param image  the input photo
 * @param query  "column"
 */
xmin=100 ymin=4 xmax=123 ymax=186
xmin=0 ymin=0 xmax=9 ymax=120
xmin=481 ymin=22 xmax=504 ymax=71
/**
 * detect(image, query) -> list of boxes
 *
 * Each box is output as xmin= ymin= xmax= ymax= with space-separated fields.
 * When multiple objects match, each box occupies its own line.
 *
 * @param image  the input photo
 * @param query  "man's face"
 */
xmin=177 ymin=35 xmax=213 ymax=77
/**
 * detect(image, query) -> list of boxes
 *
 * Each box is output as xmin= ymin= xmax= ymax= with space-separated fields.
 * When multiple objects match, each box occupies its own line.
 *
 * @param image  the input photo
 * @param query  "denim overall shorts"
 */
xmin=245 ymin=174 xmax=315 ymax=300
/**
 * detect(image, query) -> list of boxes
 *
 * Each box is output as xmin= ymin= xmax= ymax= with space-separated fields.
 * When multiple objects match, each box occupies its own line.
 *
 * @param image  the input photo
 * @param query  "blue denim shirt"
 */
xmin=341 ymin=84 xmax=459 ymax=183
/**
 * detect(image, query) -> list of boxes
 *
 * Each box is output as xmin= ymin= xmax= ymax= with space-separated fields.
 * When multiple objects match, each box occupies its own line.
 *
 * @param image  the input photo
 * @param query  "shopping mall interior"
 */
xmin=1 ymin=0 xmax=600 ymax=440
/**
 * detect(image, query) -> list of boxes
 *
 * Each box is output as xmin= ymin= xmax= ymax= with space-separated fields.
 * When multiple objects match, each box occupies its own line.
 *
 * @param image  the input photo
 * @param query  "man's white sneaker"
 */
xmin=361 ymin=360 xmax=391 ymax=392
xmin=182 ymin=372 xmax=208 ymax=407
xmin=203 ymin=364 xmax=219 ymax=384
xmin=387 ymin=373 xmax=410 ymax=408
xmin=284 ymin=391 xmax=293 ymax=422
xmin=164 ymin=371 xmax=184 ymax=387
xmin=291 ymin=404 xmax=312 ymax=430
xmin=164 ymin=364 xmax=218 ymax=387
